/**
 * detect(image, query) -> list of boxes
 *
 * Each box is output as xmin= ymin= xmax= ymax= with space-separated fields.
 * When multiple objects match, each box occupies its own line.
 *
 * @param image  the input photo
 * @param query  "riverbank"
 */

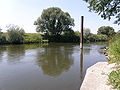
xmin=80 ymin=62 xmax=116 ymax=90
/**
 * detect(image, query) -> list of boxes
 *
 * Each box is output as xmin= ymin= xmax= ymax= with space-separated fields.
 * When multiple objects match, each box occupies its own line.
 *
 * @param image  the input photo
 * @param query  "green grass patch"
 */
xmin=108 ymin=69 xmax=120 ymax=90
xmin=24 ymin=33 xmax=48 ymax=43
xmin=108 ymin=33 xmax=120 ymax=63
xmin=108 ymin=33 xmax=120 ymax=90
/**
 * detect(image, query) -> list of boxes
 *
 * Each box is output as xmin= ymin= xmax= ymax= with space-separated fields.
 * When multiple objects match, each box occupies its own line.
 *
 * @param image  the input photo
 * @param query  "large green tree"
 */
xmin=83 ymin=0 xmax=120 ymax=24
xmin=34 ymin=7 xmax=74 ymax=35
xmin=97 ymin=26 xmax=115 ymax=37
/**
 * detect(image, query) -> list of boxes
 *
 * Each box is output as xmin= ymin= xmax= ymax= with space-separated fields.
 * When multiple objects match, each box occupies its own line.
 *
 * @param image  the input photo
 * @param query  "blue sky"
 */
xmin=0 ymin=0 xmax=119 ymax=33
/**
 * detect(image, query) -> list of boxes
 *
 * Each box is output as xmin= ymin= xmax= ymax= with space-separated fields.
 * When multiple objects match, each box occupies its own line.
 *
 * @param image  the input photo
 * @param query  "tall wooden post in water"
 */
xmin=80 ymin=16 xmax=84 ymax=49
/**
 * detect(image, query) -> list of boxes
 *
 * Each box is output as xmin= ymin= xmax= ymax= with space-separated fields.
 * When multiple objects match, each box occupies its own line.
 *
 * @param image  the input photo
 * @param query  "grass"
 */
xmin=24 ymin=33 xmax=48 ymax=43
xmin=108 ymin=33 xmax=120 ymax=90
xmin=108 ymin=33 xmax=120 ymax=63
xmin=108 ymin=69 xmax=120 ymax=90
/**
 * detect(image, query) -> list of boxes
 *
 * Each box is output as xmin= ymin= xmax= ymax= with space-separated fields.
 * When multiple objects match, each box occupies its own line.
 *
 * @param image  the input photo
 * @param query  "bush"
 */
xmin=45 ymin=31 xmax=80 ymax=43
xmin=88 ymin=34 xmax=107 ymax=42
xmin=24 ymin=33 xmax=44 ymax=43
xmin=7 ymin=25 xmax=25 ymax=44
xmin=97 ymin=34 xmax=108 ymax=41
xmin=62 ymin=31 xmax=79 ymax=43
xmin=0 ymin=34 xmax=7 ymax=44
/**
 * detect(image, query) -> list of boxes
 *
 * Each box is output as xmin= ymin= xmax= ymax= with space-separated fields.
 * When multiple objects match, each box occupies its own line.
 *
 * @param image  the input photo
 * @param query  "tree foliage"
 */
xmin=97 ymin=26 xmax=115 ymax=37
xmin=83 ymin=28 xmax=91 ymax=36
xmin=7 ymin=25 xmax=25 ymax=44
xmin=88 ymin=34 xmax=107 ymax=42
xmin=83 ymin=0 xmax=120 ymax=24
xmin=83 ymin=28 xmax=91 ymax=42
xmin=34 ymin=7 xmax=74 ymax=35
xmin=0 ymin=34 xmax=7 ymax=44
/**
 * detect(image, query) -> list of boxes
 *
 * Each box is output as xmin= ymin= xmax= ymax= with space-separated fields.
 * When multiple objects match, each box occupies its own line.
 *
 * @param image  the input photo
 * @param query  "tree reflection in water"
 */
xmin=6 ymin=45 xmax=25 ymax=63
xmin=37 ymin=44 xmax=74 ymax=76
xmin=0 ymin=46 xmax=7 ymax=62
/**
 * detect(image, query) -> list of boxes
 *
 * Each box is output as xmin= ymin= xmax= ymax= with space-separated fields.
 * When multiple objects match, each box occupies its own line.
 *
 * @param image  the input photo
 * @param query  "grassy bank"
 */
xmin=0 ymin=33 xmax=48 ymax=44
xmin=108 ymin=33 xmax=120 ymax=90
xmin=24 ymin=33 xmax=48 ymax=43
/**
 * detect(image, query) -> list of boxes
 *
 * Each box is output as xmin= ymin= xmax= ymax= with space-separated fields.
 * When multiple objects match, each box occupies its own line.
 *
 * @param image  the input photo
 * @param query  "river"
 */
xmin=0 ymin=43 xmax=107 ymax=90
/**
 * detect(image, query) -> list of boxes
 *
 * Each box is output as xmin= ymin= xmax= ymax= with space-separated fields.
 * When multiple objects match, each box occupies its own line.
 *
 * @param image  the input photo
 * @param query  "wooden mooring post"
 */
xmin=80 ymin=16 xmax=84 ymax=49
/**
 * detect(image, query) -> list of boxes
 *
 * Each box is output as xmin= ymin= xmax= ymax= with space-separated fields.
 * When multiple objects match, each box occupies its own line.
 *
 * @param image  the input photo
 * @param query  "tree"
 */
xmin=83 ymin=28 xmax=91 ymax=36
xmin=117 ymin=30 xmax=120 ymax=33
xmin=83 ymin=28 xmax=91 ymax=42
xmin=83 ymin=0 xmax=120 ymax=24
xmin=97 ymin=26 xmax=115 ymax=37
xmin=0 ymin=28 xmax=2 ymax=33
xmin=34 ymin=7 xmax=74 ymax=35
xmin=7 ymin=24 xmax=25 ymax=44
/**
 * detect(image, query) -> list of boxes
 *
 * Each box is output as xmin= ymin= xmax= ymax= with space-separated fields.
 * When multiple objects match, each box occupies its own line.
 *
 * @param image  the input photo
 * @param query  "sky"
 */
xmin=0 ymin=0 xmax=119 ymax=34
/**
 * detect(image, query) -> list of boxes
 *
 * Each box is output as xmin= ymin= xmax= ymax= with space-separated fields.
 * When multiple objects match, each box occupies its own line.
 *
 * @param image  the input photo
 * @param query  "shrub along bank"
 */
xmin=0 ymin=24 xmax=112 ymax=44
xmin=108 ymin=33 xmax=120 ymax=90
xmin=24 ymin=33 xmax=46 ymax=43
xmin=0 ymin=33 xmax=48 ymax=44
xmin=0 ymin=32 xmax=109 ymax=45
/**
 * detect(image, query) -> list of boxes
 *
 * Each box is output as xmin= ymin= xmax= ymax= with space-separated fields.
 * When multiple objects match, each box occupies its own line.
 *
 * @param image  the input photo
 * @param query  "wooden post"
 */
xmin=80 ymin=16 xmax=84 ymax=49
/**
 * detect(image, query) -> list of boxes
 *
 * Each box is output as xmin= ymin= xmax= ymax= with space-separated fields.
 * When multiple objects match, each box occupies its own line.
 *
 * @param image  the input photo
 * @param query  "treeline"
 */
xmin=0 ymin=25 xmax=116 ymax=44
xmin=45 ymin=26 xmax=116 ymax=43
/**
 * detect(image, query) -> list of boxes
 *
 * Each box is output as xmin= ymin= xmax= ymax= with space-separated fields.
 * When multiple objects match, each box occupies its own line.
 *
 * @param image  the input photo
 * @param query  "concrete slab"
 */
xmin=80 ymin=62 xmax=116 ymax=90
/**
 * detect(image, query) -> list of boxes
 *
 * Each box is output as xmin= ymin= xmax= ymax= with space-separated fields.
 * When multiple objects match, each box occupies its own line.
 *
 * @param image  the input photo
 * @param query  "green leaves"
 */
xmin=7 ymin=25 xmax=25 ymax=44
xmin=34 ymin=7 xmax=74 ymax=35
xmin=97 ymin=26 xmax=115 ymax=37
xmin=84 ymin=0 xmax=120 ymax=25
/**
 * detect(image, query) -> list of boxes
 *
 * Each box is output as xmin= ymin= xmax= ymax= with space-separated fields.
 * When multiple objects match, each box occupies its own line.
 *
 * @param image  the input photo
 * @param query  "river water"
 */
xmin=0 ymin=43 xmax=107 ymax=90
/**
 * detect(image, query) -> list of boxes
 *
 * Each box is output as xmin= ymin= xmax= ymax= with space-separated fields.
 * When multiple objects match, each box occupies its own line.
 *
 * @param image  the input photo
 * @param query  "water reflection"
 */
xmin=0 ymin=43 xmax=107 ymax=90
xmin=6 ymin=45 xmax=25 ymax=63
xmin=80 ymin=49 xmax=83 ymax=80
xmin=0 ymin=46 xmax=7 ymax=62
xmin=37 ymin=44 xmax=74 ymax=76
xmin=0 ymin=44 xmax=48 ymax=64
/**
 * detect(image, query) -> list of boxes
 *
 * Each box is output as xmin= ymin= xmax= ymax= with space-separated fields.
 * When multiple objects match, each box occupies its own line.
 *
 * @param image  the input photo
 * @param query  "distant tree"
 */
xmin=0 ymin=28 xmax=2 ymax=33
xmin=88 ymin=34 xmax=107 ymax=42
xmin=97 ymin=34 xmax=107 ymax=41
xmin=83 ymin=0 xmax=120 ymax=24
xmin=97 ymin=26 xmax=115 ymax=37
xmin=7 ymin=25 xmax=25 ymax=44
xmin=117 ymin=30 xmax=120 ymax=33
xmin=83 ymin=28 xmax=91 ymax=36
xmin=34 ymin=7 xmax=74 ymax=35
xmin=83 ymin=28 xmax=91 ymax=42
xmin=74 ymin=31 xmax=80 ymax=37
